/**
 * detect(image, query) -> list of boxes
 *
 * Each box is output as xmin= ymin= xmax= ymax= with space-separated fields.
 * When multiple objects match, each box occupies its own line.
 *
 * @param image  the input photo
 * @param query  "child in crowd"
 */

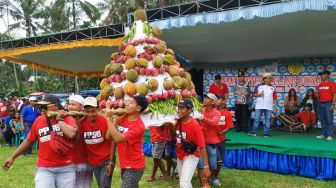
xmin=295 ymin=104 xmax=316 ymax=132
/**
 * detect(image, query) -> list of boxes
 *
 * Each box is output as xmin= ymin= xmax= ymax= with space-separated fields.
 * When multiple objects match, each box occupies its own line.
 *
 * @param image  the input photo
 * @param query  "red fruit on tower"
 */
xmin=191 ymin=89 xmax=197 ymax=97
xmin=99 ymin=100 xmax=106 ymax=108
xmin=146 ymin=96 xmax=153 ymax=103
xmin=120 ymin=72 xmax=126 ymax=80
xmin=152 ymin=94 xmax=158 ymax=100
xmin=118 ymin=100 xmax=125 ymax=108
xmin=152 ymin=68 xmax=159 ymax=76
xmin=134 ymin=67 xmax=140 ymax=73
xmin=140 ymin=68 xmax=146 ymax=75
xmin=145 ymin=68 xmax=152 ymax=76
xmin=115 ymin=75 xmax=121 ymax=83
xmin=168 ymin=90 xmax=176 ymax=97
xmin=162 ymin=92 xmax=169 ymax=100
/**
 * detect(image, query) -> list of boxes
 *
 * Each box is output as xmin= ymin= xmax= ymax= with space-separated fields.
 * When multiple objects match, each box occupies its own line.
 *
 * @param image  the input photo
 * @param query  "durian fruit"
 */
xmin=148 ymin=79 xmax=159 ymax=91
xmin=125 ymin=58 xmax=136 ymax=70
xmin=111 ymin=63 xmax=123 ymax=74
xmin=136 ymin=83 xmax=148 ymax=95
xmin=96 ymin=93 xmax=102 ymax=102
xmin=174 ymin=61 xmax=181 ymax=68
xmin=155 ymin=43 xmax=167 ymax=54
xmin=126 ymin=69 xmax=139 ymax=83
xmin=124 ymin=82 xmax=137 ymax=96
xmin=153 ymin=55 xmax=163 ymax=68
xmin=104 ymin=64 xmax=112 ymax=77
xmin=184 ymin=72 xmax=192 ymax=81
xmin=110 ymin=52 xmax=120 ymax=59
xmin=163 ymin=54 xmax=174 ymax=65
xmin=181 ymin=78 xmax=189 ymax=90
xmin=168 ymin=65 xmax=180 ymax=77
xmin=100 ymin=78 xmax=109 ymax=89
xmin=172 ymin=76 xmax=183 ymax=89
xmin=166 ymin=48 xmax=174 ymax=56
xmin=134 ymin=9 xmax=147 ymax=22
xmin=124 ymin=45 xmax=136 ymax=57
xmin=163 ymin=80 xmax=174 ymax=90
xmin=103 ymin=85 xmax=114 ymax=97
xmin=188 ymin=80 xmax=195 ymax=90
xmin=152 ymin=26 xmax=162 ymax=38
xmin=136 ymin=58 xmax=148 ymax=68
xmin=173 ymin=93 xmax=181 ymax=105
xmin=114 ymin=87 xmax=124 ymax=100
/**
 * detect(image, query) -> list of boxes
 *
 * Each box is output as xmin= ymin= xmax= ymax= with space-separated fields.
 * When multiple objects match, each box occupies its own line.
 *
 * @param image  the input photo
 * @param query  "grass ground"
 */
xmin=0 ymin=144 xmax=335 ymax=188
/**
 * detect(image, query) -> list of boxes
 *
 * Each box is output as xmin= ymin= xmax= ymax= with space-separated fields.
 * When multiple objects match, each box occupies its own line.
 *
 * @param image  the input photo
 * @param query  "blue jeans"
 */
xmin=197 ymin=144 xmax=217 ymax=170
xmin=92 ymin=160 xmax=112 ymax=188
xmin=216 ymin=141 xmax=226 ymax=166
xmin=24 ymin=122 xmax=33 ymax=154
xmin=318 ymin=102 xmax=334 ymax=137
xmin=251 ymin=109 xmax=272 ymax=135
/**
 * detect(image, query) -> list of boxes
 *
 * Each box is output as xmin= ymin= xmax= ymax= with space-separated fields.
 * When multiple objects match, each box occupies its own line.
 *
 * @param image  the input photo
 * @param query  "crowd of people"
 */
xmin=0 ymin=68 xmax=335 ymax=188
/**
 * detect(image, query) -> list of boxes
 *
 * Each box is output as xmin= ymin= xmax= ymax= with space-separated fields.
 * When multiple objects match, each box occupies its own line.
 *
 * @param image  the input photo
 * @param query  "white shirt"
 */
xmin=254 ymin=84 xmax=276 ymax=111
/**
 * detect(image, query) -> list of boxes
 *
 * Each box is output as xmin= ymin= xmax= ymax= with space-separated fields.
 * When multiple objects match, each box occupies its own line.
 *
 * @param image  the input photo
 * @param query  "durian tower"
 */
xmin=97 ymin=9 xmax=202 ymax=127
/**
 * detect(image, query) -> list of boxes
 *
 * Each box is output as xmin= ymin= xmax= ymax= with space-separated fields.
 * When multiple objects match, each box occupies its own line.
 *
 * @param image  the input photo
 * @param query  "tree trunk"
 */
xmin=72 ymin=0 xmax=76 ymax=29
xmin=12 ymin=62 xmax=21 ymax=96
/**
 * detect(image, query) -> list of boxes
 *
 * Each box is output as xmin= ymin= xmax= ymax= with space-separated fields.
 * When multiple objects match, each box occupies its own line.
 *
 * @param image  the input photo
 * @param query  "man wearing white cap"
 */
xmin=20 ymin=96 xmax=38 ymax=154
xmin=78 ymin=97 xmax=115 ymax=188
xmin=68 ymin=94 xmax=93 ymax=188
xmin=249 ymin=73 xmax=278 ymax=138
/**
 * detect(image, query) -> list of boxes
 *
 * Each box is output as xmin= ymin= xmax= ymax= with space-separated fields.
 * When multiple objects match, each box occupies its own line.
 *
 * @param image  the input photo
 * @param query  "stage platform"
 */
xmin=225 ymin=129 xmax=336 ymax=159
xmin=224 ymin=129 xmax=336 ymax=180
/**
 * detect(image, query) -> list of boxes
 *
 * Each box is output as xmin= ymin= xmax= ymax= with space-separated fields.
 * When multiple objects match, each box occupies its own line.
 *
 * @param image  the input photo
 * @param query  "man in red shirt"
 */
xmin=295 ymin=104 xmax=316 ymax=131
xmin=148 ymin=124 xmax=169 ymax=181
xmin=209 ymin=74 xmax=229 ymax=101
xmin=316 ymin=70 xmax=336 ymax=141
xmin=0 ymin=98 xmax=9 ymax=118
xmin=79 ymin=97 xmax=115 ymax=188
xmin=197 ymin=93 xmax=221 ymax=187
xmin=2 ymin=94 xmax=78 ymax=188
xmin=173 ymin=98 xmax=210 ymax=188
xmin=105 ymin=95 xmax=148 ymax=188
xmin=213 ymin=94 xmax=234 ymax=186
xmin=68 ymin=94 xmax=93 ymax=188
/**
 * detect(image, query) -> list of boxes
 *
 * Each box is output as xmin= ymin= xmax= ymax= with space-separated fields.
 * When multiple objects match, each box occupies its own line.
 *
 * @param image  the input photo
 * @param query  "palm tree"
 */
xmin=6 ymin=0 xmax=45 ymax=37
xmin=67 ymin=0 xmax=101 ymax=29
xmin=40 ymin=0 xmax=69 ymax=33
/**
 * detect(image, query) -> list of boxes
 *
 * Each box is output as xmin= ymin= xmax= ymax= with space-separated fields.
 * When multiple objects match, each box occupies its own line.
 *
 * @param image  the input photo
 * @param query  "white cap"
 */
xmin=68 ymin=94 xmax=85 ymax=106
xmin=29 ymin=96 xmax=37 ymax=101
xmin=203 ymin=93 xmax=217 ymax=101
xmin=262 ymin=72 xmax=272 ymax=78
xmin=84 ymin=97 xmax=98 ymax=107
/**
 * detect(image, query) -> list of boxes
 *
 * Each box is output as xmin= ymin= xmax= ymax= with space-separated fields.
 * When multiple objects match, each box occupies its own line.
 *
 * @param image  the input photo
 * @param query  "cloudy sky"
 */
xmin=0 ymin=0 xmax=102 ymax=38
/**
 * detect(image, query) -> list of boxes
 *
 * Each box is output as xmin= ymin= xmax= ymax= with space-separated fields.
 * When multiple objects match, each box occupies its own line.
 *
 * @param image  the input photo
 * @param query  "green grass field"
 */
xmin=0 ymin=145 xmax=335 ymax=188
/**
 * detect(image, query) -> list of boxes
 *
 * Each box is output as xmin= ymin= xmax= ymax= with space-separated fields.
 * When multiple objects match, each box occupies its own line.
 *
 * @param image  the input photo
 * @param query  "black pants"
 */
xmin=235 ymin=104 xmax=249 ymax=131
xmin=4 ymin=129 xmax=14 ymax=145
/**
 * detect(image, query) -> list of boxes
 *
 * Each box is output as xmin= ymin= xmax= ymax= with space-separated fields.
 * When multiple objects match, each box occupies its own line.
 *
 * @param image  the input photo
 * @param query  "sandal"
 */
xmin=147 ymin=177 xmax=156 ymax=182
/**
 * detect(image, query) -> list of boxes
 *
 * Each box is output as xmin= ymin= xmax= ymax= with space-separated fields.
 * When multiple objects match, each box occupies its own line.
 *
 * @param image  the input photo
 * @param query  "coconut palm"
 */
xmin=5 ymin=0 xmax=45 ymax=37
xmin=66 ymin=0 xmax=101 ymax=29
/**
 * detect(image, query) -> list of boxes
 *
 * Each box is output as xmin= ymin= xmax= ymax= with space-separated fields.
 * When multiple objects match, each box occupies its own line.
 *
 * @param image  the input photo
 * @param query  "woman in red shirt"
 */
xmin=106 ymin=95 xmax=148 ymax=188
xmin=2 ymin=95 xmax=78 ymax=188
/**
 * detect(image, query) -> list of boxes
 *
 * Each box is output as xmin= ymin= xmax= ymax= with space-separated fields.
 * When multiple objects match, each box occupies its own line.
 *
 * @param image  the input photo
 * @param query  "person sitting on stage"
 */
xmin=284 ymin=88 xmax=300 ymax=116
xmin=299 ymin=88 xmax=318 ymax=114
xmin=295 ymin=104 xmax=316 ymax=132
xmin=209 ymin=74 xmax=229 ymax=101
xmin=105 ymin=95 xmax=148 ymax=188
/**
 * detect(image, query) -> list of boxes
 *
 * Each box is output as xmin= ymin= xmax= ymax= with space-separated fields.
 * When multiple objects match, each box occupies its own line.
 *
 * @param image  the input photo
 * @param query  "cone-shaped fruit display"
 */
xmin=97 ymin=9 xmax=201 ymax=127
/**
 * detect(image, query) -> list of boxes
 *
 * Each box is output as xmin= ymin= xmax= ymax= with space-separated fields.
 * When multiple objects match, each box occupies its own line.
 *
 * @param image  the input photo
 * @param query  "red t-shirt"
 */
xmin=218 ymin=109 xmax=234 ymax=141
xmin=295 ymin=111 xmax=316 ymax=126
xmin=72 ymin=134 xmax=88 ymax=164
xmin=80 ymin=115 xmax=111 ymax=166
xmin=200 ymin=108 xmax=221 ymax=144
xmin=317 ymin=81 xmax=336 ymax=102
xmin=0 ymin=104 xmax=8 ymax=118
xmin=150 ymin=126 xmax=168 ymax=142
xmin=175 ymin=118 xmax=205 ymax=160
xmin=209 ymin=83 xmax=229 ymax=96
xmin=117 ymin=117 xmax=146 ymax=170
xmin=27 ymin=115 xmax=77 ymax=167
